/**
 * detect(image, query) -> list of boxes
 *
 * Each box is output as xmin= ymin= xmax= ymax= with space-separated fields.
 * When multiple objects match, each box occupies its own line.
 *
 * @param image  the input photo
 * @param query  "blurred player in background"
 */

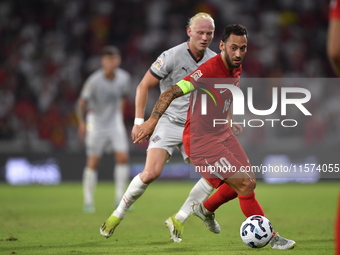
xmin=100 ymin=13 xmax=218 ymax=242
xmin=77 ymin=46 xmax=131 ymax=213
xmin=135 ymin=24 xmax=295 ymax=250
xmin=327 ymin=0 xmax=340 ymax=253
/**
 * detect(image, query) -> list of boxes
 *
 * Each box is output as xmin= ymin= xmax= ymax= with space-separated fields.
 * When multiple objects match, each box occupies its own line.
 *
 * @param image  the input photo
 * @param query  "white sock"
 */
xmin=113 ymin=174 xmax=148 ymax=219
xmin=83 ymin=167 xmax=98 ymax=206
xmin=114 ymin=163 xmax=130 ymax=202
xmin=175 ymin=178 xmax=213 ymax=223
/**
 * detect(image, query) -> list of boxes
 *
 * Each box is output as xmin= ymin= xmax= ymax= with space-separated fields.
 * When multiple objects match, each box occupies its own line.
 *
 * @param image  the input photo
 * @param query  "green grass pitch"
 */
xmin=0 ymin=181 xmax=338 ymax=254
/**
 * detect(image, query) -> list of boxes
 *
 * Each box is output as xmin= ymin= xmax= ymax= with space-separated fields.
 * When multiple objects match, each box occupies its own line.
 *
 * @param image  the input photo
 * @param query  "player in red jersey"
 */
xmin=135 ymin=24 xmax=295 ymax=250
xmin=328 ymin=1 xmax=340 ymax=254
xmin=328 ymin=0 xmax=340 ymax=76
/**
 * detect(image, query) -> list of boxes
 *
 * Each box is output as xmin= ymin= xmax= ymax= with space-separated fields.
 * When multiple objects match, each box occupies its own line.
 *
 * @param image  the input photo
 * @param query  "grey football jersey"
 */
xmin=80 ymin=68 xmax=130 ymax=129
xmin=149 ymin=42 xmax=216 ymax=125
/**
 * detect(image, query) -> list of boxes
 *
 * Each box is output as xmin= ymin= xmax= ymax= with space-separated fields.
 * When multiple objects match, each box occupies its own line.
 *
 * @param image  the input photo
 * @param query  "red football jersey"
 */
xmin=330 ymin=0 xmax=340 ymax=20
xmin=181 ymin=54 xmax=242 ymax=155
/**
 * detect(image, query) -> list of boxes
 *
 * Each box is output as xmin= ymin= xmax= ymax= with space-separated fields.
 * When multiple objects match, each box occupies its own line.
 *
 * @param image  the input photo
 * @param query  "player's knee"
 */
xmin=116 ymin=154 xmax=128 ymax=164
xmin=86 ymin=157 xmax=100 ymax=170
xmin=244 ymin=178 xmax=256 ymax=194
xmin=141 ymin=172 xmax=160 ymax=183
xmin=243 ymin=164 xmax=256 ymax=189
xmin=115 ymin=151 xmax=128 ymax=164
xmin=237 ymin=178 xmax=255 ymax=196
xmin=140 ymin=167 xmax=162 ymax=183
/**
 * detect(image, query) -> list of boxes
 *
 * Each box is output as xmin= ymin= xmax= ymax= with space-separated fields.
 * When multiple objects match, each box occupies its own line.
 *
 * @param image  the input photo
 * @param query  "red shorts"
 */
xmin=184 ymin=133 xmax=251 ymax=189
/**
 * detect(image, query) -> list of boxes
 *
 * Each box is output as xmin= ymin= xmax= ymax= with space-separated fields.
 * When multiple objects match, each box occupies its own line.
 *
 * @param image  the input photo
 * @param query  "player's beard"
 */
xmin=224 ymin=45 xmax=242 ymax=69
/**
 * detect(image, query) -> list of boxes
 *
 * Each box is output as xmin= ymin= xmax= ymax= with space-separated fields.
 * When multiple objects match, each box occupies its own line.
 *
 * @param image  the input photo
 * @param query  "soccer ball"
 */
xmin=240 ymin=215 xmax=273 ymax=248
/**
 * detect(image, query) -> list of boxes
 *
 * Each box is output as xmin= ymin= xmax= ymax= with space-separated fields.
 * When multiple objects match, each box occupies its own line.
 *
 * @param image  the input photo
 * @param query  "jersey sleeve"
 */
xmin=177 ymin=68 xmax=206 ymax=95
xmin=149 ymin=50 xmax=173 ymax=80
xmin=330 ymin=0 xmax=340 ymax=20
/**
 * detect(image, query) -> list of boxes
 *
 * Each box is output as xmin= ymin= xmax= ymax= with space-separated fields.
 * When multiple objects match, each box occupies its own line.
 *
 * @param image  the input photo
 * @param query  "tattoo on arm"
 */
xmin=151 ymin=85 xmax=184 ymax=120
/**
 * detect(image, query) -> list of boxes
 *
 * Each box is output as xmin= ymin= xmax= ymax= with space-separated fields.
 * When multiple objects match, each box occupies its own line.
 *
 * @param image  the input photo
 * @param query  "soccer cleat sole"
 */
xmin=100 ymin=221 xmax=117 ymax=238
xmin=287 ymin=242 xmax=296 ymax=250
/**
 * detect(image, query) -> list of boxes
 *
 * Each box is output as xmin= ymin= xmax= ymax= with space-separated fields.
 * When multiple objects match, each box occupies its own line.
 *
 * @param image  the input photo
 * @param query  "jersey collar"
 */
xmin=186 ymin=43 xmax=205 ymax=63
xmin=217 ymin=53 xmax=241 ymax=76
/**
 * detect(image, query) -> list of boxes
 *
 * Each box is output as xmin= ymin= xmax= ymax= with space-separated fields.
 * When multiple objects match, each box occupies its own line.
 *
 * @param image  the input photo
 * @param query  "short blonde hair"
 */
xmin=187 ymin=12 xmax=215 ymax=29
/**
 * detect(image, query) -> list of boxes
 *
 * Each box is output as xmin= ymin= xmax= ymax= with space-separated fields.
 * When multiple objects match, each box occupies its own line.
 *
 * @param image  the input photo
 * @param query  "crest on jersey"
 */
xmin=190 ymin=70 xmax=203 ymax=81
xmin=153 ymin=59 xmax=163 ymax=70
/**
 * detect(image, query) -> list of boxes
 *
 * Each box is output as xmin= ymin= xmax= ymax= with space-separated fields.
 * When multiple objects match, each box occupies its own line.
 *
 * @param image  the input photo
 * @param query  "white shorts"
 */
xmin=85 ymin=118 xmax=128 ymax=157
xmin=147 ymin=116 xmax=189 ymax=163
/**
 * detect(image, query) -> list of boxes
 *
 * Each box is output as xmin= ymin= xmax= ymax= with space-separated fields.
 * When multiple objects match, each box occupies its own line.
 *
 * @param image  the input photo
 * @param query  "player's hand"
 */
xmin=231 ymin=123 xmax=243 ymax=135
xmin=134 ymin=119 xmax=156 ymax=144
xmin=131 ymin=124 xmax=143 ymax=144
xmin=78 ymin=120 xmax=86 ymax=138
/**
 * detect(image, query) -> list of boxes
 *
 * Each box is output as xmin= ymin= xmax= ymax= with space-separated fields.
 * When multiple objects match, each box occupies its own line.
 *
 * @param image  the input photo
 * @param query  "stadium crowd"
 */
xmin=0 ymin=0 xmax=338 ymax=152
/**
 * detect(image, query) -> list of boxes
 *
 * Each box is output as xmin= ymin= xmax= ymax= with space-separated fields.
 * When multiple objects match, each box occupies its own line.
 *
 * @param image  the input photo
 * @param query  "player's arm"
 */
xmin=227 ymin=104 xmax=242 ymax=135
xmin=134 ymin=80 xmax=193 ymax=143
xmin=328 ymin=18 xmax=340 ymax=76
xmin=76 ymin=98 xmax=87 ymax=138
xmin=131 ymin=70 xmax=160 ymax=143
xmin=135 ymin=70 xmax=160 ymax=118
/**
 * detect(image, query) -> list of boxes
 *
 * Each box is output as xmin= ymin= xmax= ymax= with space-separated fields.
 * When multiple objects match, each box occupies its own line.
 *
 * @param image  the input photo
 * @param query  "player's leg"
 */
xmin=115 ymin=148 xmax=167 ymax=215
xmin=137 ymin=116 xmax=214 ymax=227
xmin=100 ymin=148 xmax=169 ymax=238
xmin=173 ymin=178 xmax=214 ymax=224
xmin=223 ymin=171 xmax=295 ymax=249
xmin=100 ymin=117 xmax=175 ymax=238
xmin=191 ymin=169 xmax=296 ymax=249
xmin=83 ymin=128 xmax=105 ymax=213
xmin=200 ymin=136 xmax=249 ymax=214
xmin=159 ymin=124 xmax=215 ymax=241
xmin=214 ymin=164 xmax=295 ymax=249
xmin=192 ymin=133 xmax=258 ymax=218
xmin=111 ymin=121 xmax=130 ymax=204
xmin=203 ymin=168 xmax=293 ymax=249
xmin=139 ymin=148 xmax=169 ymax=183
xmin=170 ymin=145 xmax=214 ymax=225
xmin=189 ymin=134 xmax=286 ymax=246
xmin=191 ymin=167 xmax=262 ymax=235
xmin=226 ymin=166 xmax=295 ymax=249
xmin=83 ymin=155 xmax=100 ymax=213
xmin=203 ymin=183 xmax=237 ymax=212
xmin=113 ymin=152 xmax=129 ymax=204
xmin=114 ymin=148 xmax=168 ymax=219
xmin=193 ymin=170 xmax=262 ymax=228
xmin=190 ymin=135 xmax=247 ymax=229
xmin=223 ymin=170 xmax=265 ymax=216
xmin=165 ymin=177 xmax=215 ymax=242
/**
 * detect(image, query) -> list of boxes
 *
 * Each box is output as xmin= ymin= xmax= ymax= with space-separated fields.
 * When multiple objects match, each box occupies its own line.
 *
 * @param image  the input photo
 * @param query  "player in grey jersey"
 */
xmin=100 ymin=13 xmax=218 ymax=242
xmin=77 ymin=46 xmax=131 ymax=213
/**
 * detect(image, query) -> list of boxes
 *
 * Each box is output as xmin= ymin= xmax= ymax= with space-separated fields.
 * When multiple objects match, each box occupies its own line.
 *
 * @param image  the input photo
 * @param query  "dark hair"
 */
xmin=101 ymin=46 xmax=120 ymax=56
xmin=221 ymin=24 xmax=248 ymax=42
